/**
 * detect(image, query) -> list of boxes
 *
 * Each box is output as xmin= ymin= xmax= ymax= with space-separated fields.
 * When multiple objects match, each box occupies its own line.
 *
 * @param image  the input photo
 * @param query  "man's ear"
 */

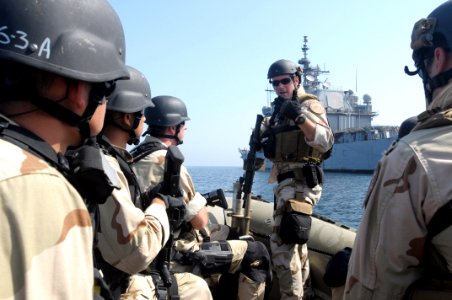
xmin=167 ymin=125 xmax=177 ymax=134
xmin=123 ymin=113 xmax=134 ymax=127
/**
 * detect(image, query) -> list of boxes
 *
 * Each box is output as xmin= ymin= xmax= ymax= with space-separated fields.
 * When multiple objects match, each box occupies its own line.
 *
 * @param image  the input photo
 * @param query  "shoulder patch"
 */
xmin=298 ymin=93 xmax=318 ymax=102
xmin=309 ymin=101 xmax=326 ymax=114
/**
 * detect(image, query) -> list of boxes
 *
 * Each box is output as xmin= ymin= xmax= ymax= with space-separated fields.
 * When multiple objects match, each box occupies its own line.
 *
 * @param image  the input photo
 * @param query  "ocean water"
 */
xmin=188 ymin=166 xmax=372 ymax=229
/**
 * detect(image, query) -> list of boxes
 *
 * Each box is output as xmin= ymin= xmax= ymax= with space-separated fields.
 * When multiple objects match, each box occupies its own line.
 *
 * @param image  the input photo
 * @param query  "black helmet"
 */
xmin=406 ymin=1 xmax=452 ymax=105
xmin=0 ymin=0 xmax=129 ymax=139
xmin=107 ymin=66 xmax=154 ymax=113
xmin=0 ymin=0 xmax=128 ymax=83
xmin=144 ymin=96 xmax=190 ymax=127
xmin=267 ymin=59 xmax=298 ymax=79
xmin=410 ymin=1 xmax=452 ymax=53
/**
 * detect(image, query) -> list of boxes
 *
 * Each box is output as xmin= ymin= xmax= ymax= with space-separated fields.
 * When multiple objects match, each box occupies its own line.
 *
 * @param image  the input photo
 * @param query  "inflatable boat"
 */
xmin=206 ymin=196 xmax=356 ymax=300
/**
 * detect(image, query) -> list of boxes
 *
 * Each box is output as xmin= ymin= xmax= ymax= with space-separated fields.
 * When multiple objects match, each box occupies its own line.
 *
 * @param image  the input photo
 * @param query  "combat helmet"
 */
xmin=267 ymin=59 xmax=303 ymax=87
xmin=0 ymin=0 xmax=129 ymax=137
xmin=0 ymin=0 xmax=128 ymax=82
xmin=143 ymin=95 xmax=190 ymax=145
xmin=144 ymin=96 xmax=190 ymax=127
xmin=107 ymin=66 xmax=154 ymax=113
xmin=267 ymin=59 xmax=299 ymax=79
xmin=405 ymin=0 xmax=452 ymax=105
xmin=106 ymin=66 xmax=153 ymax=145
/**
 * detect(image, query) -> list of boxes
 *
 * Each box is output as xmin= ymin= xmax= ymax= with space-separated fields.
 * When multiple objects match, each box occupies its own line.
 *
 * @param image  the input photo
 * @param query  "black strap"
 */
xmin=0 ymin=116 xmax=70 ymax=173
xmin=98 ymin=135 xmax=143 ymax=205
xmin=149 ymin=272 xmax=180 ymax=300
xmin=277 ymin=171 xmax=295 ymax=183
xmin=130 ymin=140 xmax=167 ymax=162
xmin=427 ymin=200 xmax=452 ymax=241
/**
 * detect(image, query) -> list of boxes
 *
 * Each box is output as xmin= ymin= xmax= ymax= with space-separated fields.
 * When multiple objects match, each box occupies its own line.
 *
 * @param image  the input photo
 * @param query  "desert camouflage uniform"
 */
xmin=0 ymin=138 xmax=93 ymax=299
xmin=344 ymin=84 xmax=452 ymax=299
xmin=133 ymin=136 xmax=266 ymax=300
xmin=98 ymin=145 xmax=211 ymax=300
xmin=263 ymin=95 xmax=333 ymax=300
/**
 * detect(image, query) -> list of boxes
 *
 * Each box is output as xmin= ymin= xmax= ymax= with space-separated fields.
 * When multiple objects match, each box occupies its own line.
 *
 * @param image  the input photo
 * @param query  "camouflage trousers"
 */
xmin=270 ymin=178 xmax=322 ymax=300
xmin=121 ymin=272 xmax=212 ymax=300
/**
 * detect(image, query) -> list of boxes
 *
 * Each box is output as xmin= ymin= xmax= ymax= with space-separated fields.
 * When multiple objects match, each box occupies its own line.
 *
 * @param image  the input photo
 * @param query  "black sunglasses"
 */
xmin=271 ymin=77 xmax=292 ymax=87
xmin=90 ymin=81 xmax=116 ymax=104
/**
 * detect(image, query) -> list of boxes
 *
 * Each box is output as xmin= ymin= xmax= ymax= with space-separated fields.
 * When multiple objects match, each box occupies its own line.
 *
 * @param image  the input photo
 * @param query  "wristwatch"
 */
xmin=295 ymin=114 xmax=306 ymax=125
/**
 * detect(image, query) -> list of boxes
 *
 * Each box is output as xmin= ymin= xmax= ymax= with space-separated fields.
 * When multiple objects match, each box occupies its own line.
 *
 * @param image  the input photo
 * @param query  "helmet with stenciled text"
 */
xmin=0 ymin=0 xmax=128 ymax=83
xmin=0 ymin=0 xmax=129 ymax=138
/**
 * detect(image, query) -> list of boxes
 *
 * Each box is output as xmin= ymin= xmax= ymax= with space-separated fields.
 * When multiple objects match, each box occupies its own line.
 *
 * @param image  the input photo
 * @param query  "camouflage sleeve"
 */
xmin=301 ymin=99 xmax=334 ymax=153
xmin=0 ymin=143 xmax=93 ymax=299
xmin=97 ymin=154 xmax=169 ymax=275
xmin=131 ymin=149 xmax=166 ymax=191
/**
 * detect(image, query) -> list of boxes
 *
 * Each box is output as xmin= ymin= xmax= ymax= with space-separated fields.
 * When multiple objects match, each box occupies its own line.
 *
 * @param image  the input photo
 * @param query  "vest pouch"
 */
xmin=66 ymin=142 xmax=120 ymax=205
xmin=275 ymin=130 xmax=299 ymax=162
xmin=261 ymin=131 xmax=276 ymax=159
xmin=279 ymin=199 xmax=312 ymax=244
xmin=302 ymin=164 xmax=324 ymax=188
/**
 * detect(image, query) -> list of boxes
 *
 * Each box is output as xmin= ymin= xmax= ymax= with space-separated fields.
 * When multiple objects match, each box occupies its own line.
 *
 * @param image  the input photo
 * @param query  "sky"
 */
xmin=109 ymin=0 xmax=447 ymax=167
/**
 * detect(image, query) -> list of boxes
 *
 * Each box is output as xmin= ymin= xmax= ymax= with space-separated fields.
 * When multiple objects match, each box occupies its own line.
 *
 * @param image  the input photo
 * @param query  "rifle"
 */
xmin=155 ymin=145 xmax=184 ymax=288
xmin=235 ymin=114 xmax=264 ymax=235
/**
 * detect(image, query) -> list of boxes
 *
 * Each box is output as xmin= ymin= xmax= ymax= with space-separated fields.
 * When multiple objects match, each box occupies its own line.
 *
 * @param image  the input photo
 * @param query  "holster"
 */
xmin=279 ymin=199 xmax=312 ymax=245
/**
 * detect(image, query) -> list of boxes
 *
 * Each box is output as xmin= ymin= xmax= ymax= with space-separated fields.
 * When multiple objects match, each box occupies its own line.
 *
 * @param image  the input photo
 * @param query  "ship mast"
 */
xmin=298 ymin=36 xmax=330 ymax=94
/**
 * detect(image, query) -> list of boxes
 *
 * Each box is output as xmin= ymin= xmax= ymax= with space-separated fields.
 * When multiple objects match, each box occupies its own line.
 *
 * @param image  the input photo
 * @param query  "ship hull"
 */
xmin=240 ymin=137 xmax=395 ymax=173
xmin=322 ymin=138 xmax=394 ymax=173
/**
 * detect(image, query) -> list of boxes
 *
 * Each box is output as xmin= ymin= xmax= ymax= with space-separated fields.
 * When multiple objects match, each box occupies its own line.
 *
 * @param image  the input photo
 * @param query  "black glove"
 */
xmin=144 ymin=183 xmax=187 ymax=229
xmin=279 ymin=100 xmax=304 ymax=123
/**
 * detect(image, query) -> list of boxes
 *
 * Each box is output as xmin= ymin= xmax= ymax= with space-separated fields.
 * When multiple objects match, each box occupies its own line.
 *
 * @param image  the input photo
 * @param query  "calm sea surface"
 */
xmin=187 ymin=166 xmax=372 ymax=229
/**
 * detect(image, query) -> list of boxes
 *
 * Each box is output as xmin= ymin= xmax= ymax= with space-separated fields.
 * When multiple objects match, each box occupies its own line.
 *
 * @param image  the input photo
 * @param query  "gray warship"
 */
xmin=240 ymin=36 xmax=399 ymax=173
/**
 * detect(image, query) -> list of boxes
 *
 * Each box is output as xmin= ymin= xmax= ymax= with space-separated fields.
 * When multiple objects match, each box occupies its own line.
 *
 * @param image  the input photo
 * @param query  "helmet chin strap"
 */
xmin=424 ymin=69 xmax=452 ymax=106
xmin=109 ymin=113 xmax=143 ymax=146
xmin=28 ymin=79 xmax=112 ymax=141
xmin=30 ymin=89 xmax=98 ymax=140
xmin=150 ymin=123 xmax=184 ymax=145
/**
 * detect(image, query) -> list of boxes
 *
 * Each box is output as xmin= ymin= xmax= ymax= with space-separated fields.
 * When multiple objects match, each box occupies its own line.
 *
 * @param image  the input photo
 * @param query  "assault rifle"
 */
xmin=156 ymin=145 xmax=184 ymax=288
xmin=237 ymin=114 xmax=264 ymax=235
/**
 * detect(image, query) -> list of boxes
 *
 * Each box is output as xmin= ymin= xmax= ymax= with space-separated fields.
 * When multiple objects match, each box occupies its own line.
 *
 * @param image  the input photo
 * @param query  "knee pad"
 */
xmin=241 ymin=241 xmax=272 ymax=283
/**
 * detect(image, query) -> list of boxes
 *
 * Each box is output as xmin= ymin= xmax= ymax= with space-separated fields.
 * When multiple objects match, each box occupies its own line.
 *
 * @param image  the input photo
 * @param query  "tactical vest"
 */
xmin=98 ymin=135 xmax=143 ymax=207
xmin=96 ymin=135 xmax=151 ymax=297
xmin=130 ymin=139 xmax=167 ymax=163
xmin=262 ymin=94 xmax=325 ymax=164
xmin=130 ymin=139 xmax=180 ymax=300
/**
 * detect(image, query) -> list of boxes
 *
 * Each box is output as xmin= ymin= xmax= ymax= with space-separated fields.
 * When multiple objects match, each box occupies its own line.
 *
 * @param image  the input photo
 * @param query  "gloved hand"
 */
xmin=279 ymin=100 xmax=305 ymax=124
xmin=143 ymin=183 xmax=187 ymax=229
